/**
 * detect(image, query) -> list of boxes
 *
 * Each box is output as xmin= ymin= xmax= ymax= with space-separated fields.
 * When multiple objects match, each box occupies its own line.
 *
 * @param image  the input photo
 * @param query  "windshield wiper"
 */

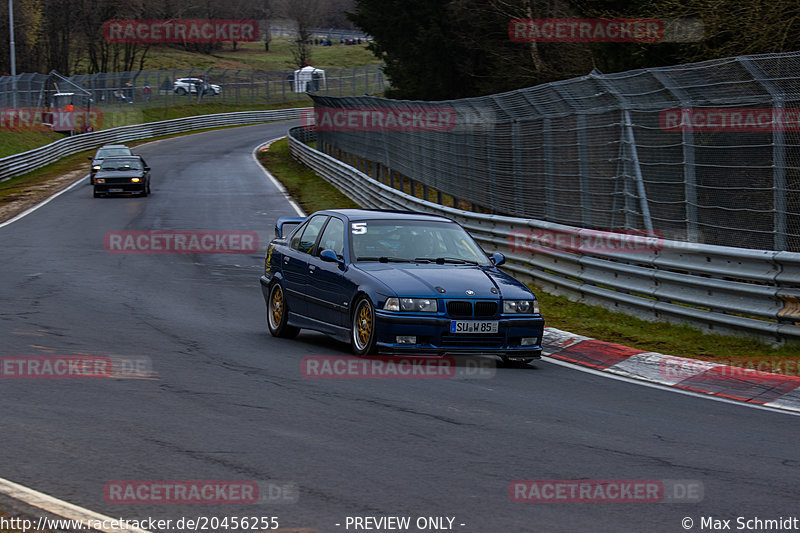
xmin=415 ymin=257 xmax=479 ymax=265
xmin=356 ymin=256 xmax=412 ymax=263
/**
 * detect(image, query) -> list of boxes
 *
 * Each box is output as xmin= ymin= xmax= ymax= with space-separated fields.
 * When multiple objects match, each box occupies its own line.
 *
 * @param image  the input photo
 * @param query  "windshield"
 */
xmin=100 ymin=159 xmax=142 ymax=171
xmin=96 ymin=148 xmax=132 ymax=158
xmin=351 ymin=219 xmax=490 ymax=265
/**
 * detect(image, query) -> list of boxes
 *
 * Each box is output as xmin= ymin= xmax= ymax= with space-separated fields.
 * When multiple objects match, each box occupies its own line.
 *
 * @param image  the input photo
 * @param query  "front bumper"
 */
xmin=373 ymin=310 xmax=544 ymax=357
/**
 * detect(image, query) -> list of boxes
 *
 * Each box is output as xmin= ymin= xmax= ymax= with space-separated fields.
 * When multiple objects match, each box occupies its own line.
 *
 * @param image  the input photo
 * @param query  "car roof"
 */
xmin=317 ymin=209 xmax=454 ymax=223
xmin=97 ymin=145 xmax=130 ymax=150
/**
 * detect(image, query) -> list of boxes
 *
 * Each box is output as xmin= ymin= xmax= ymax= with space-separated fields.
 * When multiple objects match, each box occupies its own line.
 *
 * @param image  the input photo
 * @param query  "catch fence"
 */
xmin=310 ymin=51 xmax=800 ymax=252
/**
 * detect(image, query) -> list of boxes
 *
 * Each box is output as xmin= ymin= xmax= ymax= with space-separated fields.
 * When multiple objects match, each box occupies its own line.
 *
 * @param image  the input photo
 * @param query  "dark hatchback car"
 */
xmin=260 ymin=209 xmax=545 ymax=366
xmin=88 ymin=144 xmax=133 ymax=183
xmin=92 ymin=155 xmax=151 ymax=197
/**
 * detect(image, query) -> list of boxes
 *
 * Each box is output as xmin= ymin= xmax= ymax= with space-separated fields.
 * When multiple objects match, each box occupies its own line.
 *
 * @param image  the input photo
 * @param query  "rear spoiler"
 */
xmin=275 ymin=216 xmax=306 ymax=238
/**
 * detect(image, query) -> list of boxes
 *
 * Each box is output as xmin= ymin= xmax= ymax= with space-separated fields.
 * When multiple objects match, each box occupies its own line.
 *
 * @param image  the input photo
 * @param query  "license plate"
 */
xmin=450 ymin=320 xmax=498 ymax=334
xmin=109 ymin=188 xmax=124 ymax=192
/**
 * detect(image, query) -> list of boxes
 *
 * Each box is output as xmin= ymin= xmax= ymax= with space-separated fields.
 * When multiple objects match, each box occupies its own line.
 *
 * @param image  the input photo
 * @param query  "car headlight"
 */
xmin=503 ymin=300 xmax=538 ymax=314
xmin=384 ymin=297 xmax=437 ymax=312
xmin=95 ymin=178 xmax=105 ymax=184
xmin=131 ymin=177 xmax=140 ymax=183
xmin=92 ymin=165 xmax=101 ymax=170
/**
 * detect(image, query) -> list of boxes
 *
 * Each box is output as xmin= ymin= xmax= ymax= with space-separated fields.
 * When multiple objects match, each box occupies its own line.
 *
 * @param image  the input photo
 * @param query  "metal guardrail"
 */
xmin=0 ymin=108 xmax=307 ymax=183
xmin=288 ymin=126 xmax=800 ymax=343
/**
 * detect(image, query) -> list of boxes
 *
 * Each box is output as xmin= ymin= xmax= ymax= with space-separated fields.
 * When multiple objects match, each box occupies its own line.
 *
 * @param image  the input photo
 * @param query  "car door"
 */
xmin=282 ymin=215 xmax=328 ymax=317
xmin=306 ymin=216 xmax=349 ymax=325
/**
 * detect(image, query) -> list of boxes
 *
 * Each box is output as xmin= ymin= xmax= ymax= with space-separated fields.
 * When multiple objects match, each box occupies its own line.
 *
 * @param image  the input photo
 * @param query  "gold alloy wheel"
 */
xmin=270 ymin=285 xmax=284 ymax=328
xmin=355 ymin=301 xmax=373 ymax=350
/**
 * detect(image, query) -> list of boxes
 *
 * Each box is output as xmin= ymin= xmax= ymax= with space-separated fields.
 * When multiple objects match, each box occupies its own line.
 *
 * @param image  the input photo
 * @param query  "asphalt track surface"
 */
xmin=1 ymin=121 xmax=799 ymax=533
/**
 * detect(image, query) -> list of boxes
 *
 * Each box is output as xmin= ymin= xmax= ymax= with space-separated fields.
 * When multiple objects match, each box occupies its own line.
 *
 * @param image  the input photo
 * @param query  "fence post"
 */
xmin=740 ymin=57 xmax=788 ymax=251
xmin=593 ymin=73 xmax=654 ymax=232
xmin=650 ymin=68 xmax=699 ymax=242
xmin=518 ymin=91 xmax=555 ymax=221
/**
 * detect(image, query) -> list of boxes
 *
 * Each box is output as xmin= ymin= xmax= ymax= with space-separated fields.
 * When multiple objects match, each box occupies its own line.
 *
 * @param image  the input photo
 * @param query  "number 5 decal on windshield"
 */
xmin=352 ymin=222 xmax=367 ymax=234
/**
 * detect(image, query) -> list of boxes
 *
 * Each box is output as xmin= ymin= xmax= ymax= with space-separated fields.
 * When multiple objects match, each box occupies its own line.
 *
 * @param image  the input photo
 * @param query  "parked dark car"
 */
xmin=88 ymin=144 xmax=133 ymax=183
xmin=92 ymin=155 xmax=151 ymax=198
xmin=260 ymin=209 xmax=544 ymax=365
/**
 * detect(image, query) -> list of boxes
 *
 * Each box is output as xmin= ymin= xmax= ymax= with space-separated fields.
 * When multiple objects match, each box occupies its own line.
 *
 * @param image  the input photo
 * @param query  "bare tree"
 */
xmin=256 ymin=0 xmax=275 ymax=52
xmin=283 ymin=0 xmax=324 ymax=67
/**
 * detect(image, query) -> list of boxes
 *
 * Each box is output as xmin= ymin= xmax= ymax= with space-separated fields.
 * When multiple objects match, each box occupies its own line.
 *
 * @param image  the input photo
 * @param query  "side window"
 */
xmin=293 ymin=215 xmax=327 ymax=255
xmin=317 ymin=217 xmax=345 ymax=258
xmin=289 ymin=220 xmax=308 ymax=250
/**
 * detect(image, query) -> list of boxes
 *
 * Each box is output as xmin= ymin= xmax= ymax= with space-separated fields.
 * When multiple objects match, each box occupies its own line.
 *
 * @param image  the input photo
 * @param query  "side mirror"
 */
xmin=319 ymin=249 xmax=344 ymax=265
xmin=88 ymin=157 xmax=93 ymax=161
xmin=490 ymin=252 xmax=506 ymax=267
xmin=144 ymin=166 xmax=151 ymax=171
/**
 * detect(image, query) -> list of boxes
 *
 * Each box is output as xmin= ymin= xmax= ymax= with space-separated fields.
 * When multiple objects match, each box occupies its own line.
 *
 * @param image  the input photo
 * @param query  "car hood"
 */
xmin=354 ymin=263 xmax=533 ymax=299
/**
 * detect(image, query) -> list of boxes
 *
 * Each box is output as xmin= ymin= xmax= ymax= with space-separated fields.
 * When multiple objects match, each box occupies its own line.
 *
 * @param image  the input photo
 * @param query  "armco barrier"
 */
xmin=287 ymin=126 xmax=800 ymax=343
xmin=0 ymin=108 xmax=307 ymax=183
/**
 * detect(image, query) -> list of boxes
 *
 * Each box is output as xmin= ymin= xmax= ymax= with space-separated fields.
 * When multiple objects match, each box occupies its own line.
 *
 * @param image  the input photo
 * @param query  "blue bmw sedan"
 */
xmin=260 ymin=209 xmax=544 ymax=365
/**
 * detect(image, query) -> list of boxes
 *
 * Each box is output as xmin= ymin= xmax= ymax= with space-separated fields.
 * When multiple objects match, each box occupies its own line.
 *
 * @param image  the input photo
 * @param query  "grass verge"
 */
xmin=258 ymin=139 xmax=800 ymax=370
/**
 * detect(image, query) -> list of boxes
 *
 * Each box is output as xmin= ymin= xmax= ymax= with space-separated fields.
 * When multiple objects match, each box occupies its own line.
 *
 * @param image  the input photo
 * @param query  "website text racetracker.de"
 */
xmin=660 ymin=108 xmax=800 ymax=132
xmin=0 ymin=107 xmax=102 ymax=131
xmin=104 ymin=230 xmax=259 ymax=254
xmin=301 ymin=107 xmax=457 ymax=132
xmin=0 ymin=515 xmax=280 ymax=532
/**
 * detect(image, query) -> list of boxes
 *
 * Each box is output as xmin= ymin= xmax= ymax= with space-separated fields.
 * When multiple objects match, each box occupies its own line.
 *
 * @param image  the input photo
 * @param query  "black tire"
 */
xmin=141 ymin=185 xmax=148 ymax=197
xmin=351 ymin=296 xmax=377 ymax=356
xmin=176 ymin=87 xmax=187 ymax=96
xmin=146 ymin=181 xmax=151 ymax=195
xmin=267 ymin=282 xmax=300 ymax=338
